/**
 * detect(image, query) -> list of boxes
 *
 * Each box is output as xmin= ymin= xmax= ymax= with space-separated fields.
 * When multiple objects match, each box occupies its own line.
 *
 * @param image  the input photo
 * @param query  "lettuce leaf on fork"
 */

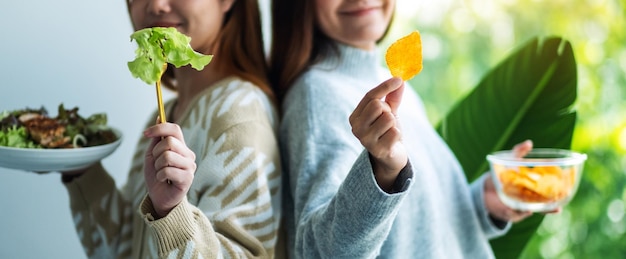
xmin=127 ymin=27 xmax=213 ymax=85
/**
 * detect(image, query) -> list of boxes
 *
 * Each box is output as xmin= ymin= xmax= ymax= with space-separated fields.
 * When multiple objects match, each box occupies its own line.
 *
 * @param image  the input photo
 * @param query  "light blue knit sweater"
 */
xmin=279 ymin=43 xmax=510 ymax=258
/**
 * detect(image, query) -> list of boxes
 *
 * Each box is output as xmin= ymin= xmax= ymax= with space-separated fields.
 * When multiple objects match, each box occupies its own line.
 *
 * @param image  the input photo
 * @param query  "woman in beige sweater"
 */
xmin=61 ymin=0 xmax=281 ymax=258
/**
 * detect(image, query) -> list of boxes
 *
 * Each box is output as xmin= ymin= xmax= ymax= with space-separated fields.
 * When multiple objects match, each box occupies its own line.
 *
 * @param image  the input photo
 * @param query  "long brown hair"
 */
xmin=127 ymin=0 xmax=273 ymax=102
xmin=269 ymin=0 xmax=394 ymax=102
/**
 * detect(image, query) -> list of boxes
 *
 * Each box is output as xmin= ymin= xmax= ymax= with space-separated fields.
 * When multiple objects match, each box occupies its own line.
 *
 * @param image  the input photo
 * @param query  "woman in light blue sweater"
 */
xmin=269 ymin=0 xmax=535 ymax=258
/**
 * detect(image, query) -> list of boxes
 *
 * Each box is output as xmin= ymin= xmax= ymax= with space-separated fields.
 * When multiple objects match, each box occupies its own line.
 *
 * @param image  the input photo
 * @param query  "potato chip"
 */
xmin=385 ymin=31 xmax=423 ymax=81
xmin=496 ymin=165 xmax=576 ymax=203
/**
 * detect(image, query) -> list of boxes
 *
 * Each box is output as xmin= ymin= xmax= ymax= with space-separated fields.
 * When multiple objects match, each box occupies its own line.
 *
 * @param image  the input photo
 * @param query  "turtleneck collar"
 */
xmin=313 ymin=42 xmax=384 ymax=81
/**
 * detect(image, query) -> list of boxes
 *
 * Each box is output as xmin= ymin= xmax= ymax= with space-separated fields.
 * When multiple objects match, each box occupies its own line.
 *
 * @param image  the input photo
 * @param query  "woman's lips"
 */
xmin=148 ymin=22 xmax=180 ymax=28
xmin=341 ymin=7 xmax=379 ymax=17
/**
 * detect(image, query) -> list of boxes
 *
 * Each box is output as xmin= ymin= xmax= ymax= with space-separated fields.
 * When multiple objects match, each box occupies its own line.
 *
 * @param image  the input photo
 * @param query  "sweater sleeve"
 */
xmin=282 ymin=77 xmax=413 ymax=258
xmin=297 ymin=151 xmax=412 ymax=258
xmin=63 ymin=162 xmax=135 ymax=258
xmin=470 ymin=173 xmax=511 ymax=239
xmin=140 ymin=84 xmax=282 ymax=258
xmin=140 ymin=195 xmax=222 ymax=257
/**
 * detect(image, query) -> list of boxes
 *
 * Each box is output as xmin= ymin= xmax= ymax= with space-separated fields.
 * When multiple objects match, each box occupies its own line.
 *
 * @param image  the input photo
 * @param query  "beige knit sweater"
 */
xmin=64 ymin=77 xmax=282 ymax=258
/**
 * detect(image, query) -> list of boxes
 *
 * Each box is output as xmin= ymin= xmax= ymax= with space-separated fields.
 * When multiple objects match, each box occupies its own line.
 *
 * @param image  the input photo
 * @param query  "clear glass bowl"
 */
xmin=487 ymin=148 xmax=587 ymax=212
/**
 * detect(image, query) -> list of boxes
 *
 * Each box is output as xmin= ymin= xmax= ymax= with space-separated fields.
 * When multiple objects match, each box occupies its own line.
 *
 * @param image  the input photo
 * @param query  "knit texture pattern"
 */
xmin=65 ymin=77 xmax=282 ymax=258
xmin=280 ymin=44 xmax=510 ymax=259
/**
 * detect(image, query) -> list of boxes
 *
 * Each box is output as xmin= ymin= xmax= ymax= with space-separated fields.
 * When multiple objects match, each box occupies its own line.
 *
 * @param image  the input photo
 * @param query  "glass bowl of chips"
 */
xmin=487 ymin=148 xmax=587 ymax=212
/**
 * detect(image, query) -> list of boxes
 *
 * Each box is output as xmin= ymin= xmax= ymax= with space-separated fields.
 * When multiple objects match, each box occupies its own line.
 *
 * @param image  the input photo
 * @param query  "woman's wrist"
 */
xmin=372 ymin=155 xmax=411 ymax=193
xmin=60 ymin=167 xmax=90 ymax=183
xmin=61 ymin=172 xmax=84 ymax=183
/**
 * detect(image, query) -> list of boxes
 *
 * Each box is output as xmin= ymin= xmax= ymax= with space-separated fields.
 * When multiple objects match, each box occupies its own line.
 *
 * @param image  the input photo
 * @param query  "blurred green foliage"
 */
xmin=383 ymin=0 xmax=626 ymax=258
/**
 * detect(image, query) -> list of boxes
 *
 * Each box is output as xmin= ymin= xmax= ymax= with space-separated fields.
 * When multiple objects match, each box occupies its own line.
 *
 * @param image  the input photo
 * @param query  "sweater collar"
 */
xmin=314 ymin=43 xmax=383 ymax=80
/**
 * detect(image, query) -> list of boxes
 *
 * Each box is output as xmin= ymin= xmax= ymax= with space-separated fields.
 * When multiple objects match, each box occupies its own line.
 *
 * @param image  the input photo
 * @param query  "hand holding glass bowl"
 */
xmin=487 ymin=148 xmax=587 ymax=212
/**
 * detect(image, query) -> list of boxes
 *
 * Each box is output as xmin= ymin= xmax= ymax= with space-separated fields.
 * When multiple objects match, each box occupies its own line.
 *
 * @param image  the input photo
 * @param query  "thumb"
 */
xmin=385 ymin=78 xmax=405 ymax=115
xmin=513 ymin=139 xmax=533 ymax=157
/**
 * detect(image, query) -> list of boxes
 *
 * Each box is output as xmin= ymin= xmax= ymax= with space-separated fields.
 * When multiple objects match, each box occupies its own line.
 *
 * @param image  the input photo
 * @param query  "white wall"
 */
xmin=0 ymin=1 xmax=168 ymax=258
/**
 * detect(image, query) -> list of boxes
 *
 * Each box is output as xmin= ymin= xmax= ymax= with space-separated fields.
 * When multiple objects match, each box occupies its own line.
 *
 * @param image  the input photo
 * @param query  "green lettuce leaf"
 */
xmin=0 ymin=111 xmax=8 ymax=121
xmin=127 ymin=27 xmax=213 ymax=85
xmin=0 ymin=126 xmax=40 ymax=148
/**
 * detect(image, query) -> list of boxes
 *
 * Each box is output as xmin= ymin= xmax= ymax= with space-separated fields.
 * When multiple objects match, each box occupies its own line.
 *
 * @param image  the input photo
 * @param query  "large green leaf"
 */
xmin=435 ymin=36 xmax=578 ymax=258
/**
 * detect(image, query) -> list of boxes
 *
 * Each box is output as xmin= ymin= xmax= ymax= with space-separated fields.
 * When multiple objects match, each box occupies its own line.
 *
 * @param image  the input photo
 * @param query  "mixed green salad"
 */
xmin=0 ymin=104 xmax=117 ymax=149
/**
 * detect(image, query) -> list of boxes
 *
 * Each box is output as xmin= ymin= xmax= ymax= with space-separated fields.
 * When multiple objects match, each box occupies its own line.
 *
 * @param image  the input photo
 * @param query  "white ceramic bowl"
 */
xmin=0 ymin=128 xmax=122 ymax=172
xmin=487 ymin=148 xmax=587 ymax=212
